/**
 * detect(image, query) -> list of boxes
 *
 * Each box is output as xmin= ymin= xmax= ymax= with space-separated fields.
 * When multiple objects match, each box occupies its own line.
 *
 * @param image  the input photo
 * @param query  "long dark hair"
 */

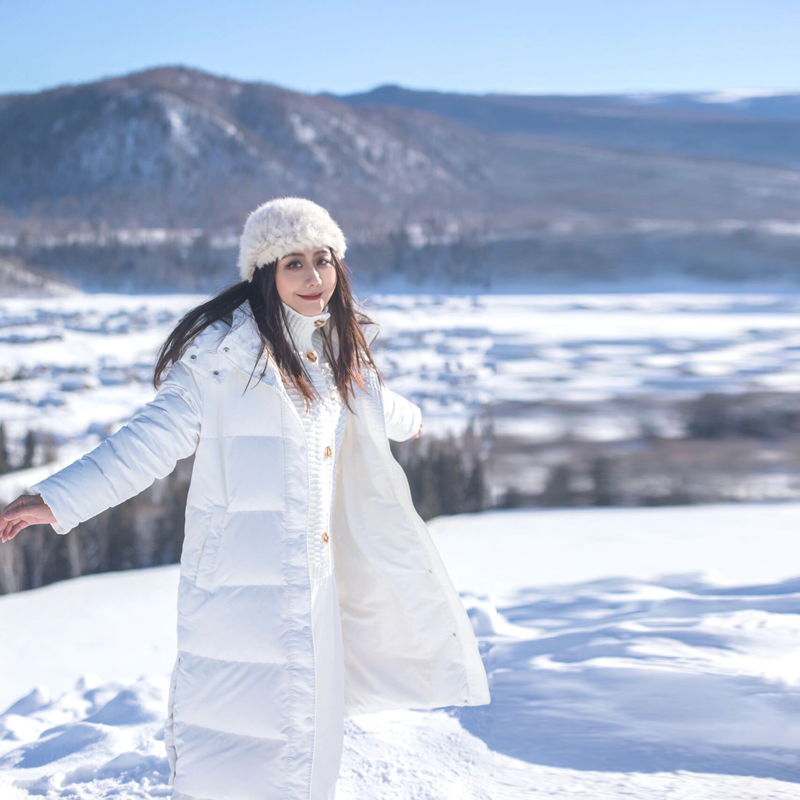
xmin=153 ymin=248 xmax=383 ymax=413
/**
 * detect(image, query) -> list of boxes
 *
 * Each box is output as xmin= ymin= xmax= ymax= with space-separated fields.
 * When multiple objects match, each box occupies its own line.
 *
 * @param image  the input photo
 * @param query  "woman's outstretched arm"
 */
xmin=362 ymin=321 xmax=423 ymax=442
xmin=381 ymin=384 xmax=423 ymax=442
xmin=7 ymin=359 xmax=203 ymax=538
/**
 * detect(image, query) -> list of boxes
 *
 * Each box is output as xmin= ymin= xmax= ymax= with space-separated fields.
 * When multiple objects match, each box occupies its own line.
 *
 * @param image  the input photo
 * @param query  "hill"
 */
xmin=3 ymin=504 xmax=800 ymax=797
xmin=1 ymin=67 xmax=799 ymax=290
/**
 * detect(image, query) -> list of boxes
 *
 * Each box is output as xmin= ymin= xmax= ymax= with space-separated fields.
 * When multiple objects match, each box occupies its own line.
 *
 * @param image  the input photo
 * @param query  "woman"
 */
xmin=0 ymin=197 xmax=491 ymax=800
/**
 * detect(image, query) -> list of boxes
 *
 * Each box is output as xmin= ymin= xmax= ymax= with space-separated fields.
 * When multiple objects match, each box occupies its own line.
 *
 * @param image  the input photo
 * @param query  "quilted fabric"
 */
xmin=29 ymin=299 xmax=491 ymax=800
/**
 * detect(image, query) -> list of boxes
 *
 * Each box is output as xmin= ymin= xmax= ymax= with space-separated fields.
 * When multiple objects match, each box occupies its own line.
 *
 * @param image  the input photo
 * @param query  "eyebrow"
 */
xmin=282 ymin=249 xmax=330 ymax=259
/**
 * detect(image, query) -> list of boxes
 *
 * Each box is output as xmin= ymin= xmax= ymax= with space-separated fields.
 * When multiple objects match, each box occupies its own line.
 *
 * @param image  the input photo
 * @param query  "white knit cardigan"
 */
xmin=279 ymin=300 xmax=348 ymax=586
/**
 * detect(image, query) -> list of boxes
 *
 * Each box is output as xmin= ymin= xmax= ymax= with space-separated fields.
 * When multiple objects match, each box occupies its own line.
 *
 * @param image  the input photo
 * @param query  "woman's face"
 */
xmin=274 ymin=245 xmax=337 ymax=315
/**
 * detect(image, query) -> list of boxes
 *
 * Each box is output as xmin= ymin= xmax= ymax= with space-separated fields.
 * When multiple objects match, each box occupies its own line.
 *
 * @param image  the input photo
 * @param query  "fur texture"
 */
xmin=237 ymin=196 xmax=347 ymax=282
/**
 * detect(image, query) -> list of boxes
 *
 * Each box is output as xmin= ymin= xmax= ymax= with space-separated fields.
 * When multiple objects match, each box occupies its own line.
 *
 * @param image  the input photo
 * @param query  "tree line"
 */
xmin=0 ymin=412 xmax=494 ymax=595
xmin=0 ymin=422 xmax=58 ymax=475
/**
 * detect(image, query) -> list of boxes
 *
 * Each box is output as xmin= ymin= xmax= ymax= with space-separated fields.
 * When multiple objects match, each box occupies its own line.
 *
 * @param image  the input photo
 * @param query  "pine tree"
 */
xmin=464 ymin=458 xmax=488 ymax=512
xmin=540 ymin=463 xmax=573 ymax=507
xmin=589 ymin=456 xmax=618 ymax=506
xmin=0 ymin=422 xmax=9 ymax=475
xmin=21 ymin=430 xmax=36 ymax=469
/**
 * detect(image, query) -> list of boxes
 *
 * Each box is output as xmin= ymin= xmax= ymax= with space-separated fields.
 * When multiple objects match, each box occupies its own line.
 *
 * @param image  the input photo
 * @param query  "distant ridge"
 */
xmin=0 ymin=66 xmax=799 ymax=290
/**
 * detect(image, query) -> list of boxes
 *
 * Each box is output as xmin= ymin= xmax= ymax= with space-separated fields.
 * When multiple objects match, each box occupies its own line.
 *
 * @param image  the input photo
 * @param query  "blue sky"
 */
xmin=2 ymin=0 xmax=798 ymax=97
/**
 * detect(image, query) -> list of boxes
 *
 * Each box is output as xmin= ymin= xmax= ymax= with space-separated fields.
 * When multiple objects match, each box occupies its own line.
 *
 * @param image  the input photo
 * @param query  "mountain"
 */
xmin=336 ymin=85 xmax=800 ymax=169
xmin=0 ymin=65 xmax=493 ymax=234
xmin=1 ymin=66 xmax=799 ymax=290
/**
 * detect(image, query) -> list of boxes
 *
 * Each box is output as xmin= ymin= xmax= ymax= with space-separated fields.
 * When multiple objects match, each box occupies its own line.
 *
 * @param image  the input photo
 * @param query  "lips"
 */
xmin=299 ymin=292 xmax=322 ymax=300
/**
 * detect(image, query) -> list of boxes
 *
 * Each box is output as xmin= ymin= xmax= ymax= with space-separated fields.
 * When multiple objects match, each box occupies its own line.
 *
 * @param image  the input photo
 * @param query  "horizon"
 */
xmin=2 ymin=62 xmax=799 ymax=100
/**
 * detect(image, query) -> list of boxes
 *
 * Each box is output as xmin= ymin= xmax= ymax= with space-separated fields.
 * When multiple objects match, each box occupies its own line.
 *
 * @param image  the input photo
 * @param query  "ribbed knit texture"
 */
xmin=280 ymin=300 xmax=348 ymax=585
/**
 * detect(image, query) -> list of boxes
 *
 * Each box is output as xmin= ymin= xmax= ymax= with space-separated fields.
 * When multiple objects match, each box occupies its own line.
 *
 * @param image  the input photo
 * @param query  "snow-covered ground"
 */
xmin=5 ymin=291 xmax=800 ymax=797
xmin=7 ymin=291 xmax=800 ymax=456
xmin=3 ymin=502 xmax=800 ymax=798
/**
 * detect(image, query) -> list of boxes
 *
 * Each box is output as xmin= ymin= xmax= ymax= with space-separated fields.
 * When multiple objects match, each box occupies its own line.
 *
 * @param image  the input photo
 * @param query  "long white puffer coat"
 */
xmin=29 ymin=301 xmax=492 ymax=800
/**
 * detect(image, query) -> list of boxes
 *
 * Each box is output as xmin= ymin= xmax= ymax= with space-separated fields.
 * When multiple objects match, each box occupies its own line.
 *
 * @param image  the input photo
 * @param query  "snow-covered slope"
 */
xmin=9 ymin=290 xmax=800 ymax=456
xmin=4 ymin=502 xmax=800 ymax=798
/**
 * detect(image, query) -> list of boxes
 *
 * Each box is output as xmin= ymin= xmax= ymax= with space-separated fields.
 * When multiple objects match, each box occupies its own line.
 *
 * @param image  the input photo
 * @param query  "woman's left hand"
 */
xmin=412 ymin=422 xmax=422 ymax=439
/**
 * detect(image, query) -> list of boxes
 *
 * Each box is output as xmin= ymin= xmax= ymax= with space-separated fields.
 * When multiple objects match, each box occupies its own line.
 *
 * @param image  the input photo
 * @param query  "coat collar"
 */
xmin=279 ymin=300 xmax=331 ymax=353
xmin=216 ymin=300 xmax=380 ymax=407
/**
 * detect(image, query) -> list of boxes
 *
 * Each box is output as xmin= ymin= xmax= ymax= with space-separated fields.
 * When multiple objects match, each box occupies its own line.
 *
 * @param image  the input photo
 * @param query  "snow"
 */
xmin=11 ymin=291 xmax=800 ymax=446
xmin=6 ymin=291 xmax=800 ymax=795
xmin=4 ymin=502 xmax=800 ymax=797
xmin=697 ymin=89 xmax=800 ymax=104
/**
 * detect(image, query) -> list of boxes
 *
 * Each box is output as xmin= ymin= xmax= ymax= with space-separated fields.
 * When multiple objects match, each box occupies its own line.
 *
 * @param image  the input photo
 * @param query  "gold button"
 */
xmin=314 ymin=318 xmax=326 ymax=328
xmin=305 ymin=349 xmax=318 ymax=363
xmin=322 ymin=531 xmax=329 ymax=543
xmin=324 ymin=446 xmax=332 ymax=457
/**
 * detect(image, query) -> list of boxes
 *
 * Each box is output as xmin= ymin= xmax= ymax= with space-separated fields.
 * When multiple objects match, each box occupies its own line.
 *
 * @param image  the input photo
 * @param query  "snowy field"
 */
xmin=5 ymin=291 xmax=800 ymax=457
xmin=4 ymin=291 xmax=800 ymax=797
xmin=4 ymin=503 xmax=800 ymax=798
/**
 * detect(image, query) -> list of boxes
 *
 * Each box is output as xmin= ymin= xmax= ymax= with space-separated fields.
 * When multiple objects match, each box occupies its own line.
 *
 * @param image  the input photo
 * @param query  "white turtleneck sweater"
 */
xmin=279 ymin=300 xmax=348 ymax=586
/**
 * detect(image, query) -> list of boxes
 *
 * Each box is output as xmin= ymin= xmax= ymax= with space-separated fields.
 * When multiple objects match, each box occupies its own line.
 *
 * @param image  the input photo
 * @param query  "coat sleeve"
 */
xmin=362 ymin=319 xmax=422 ymax=441
xmin=28 ymin=359 xmax=203 ymax=535
xmin=381 ymin=384 xmax=423 ymax=442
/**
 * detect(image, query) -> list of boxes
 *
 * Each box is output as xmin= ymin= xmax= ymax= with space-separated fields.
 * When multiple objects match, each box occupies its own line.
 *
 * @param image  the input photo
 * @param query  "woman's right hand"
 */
xmin=0 ymin=494 xmax=57 ymax=543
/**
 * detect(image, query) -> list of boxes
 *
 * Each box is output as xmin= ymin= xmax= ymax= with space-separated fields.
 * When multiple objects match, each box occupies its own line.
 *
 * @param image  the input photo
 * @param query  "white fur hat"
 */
xmin=237 ymin=196 xmax=347 ymax=282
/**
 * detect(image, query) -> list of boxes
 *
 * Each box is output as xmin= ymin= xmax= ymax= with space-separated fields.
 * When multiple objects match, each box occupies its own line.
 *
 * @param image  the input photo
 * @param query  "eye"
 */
xmin=286 ymin=260 xmax=302 ymax=269
xmin=318 ymin=257 xmax=331 ymax=266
